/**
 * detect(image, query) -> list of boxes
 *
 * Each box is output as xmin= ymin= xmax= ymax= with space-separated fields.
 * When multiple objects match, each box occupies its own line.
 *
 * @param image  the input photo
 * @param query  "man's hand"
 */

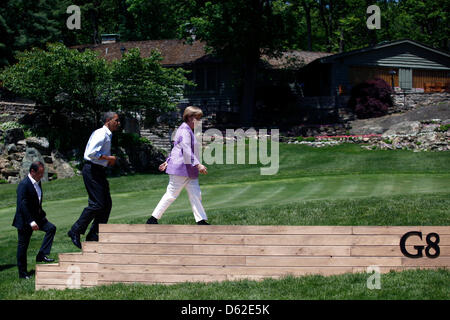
xmin=100 ymin=155 xmax=117 ymax=167
xmin=107 ymin=156 xmax=117 ymax=167
xmin=30 ymin=221 xmax=39 ymax=231
xmin=159 ymin=162 xmax=168 ymax=172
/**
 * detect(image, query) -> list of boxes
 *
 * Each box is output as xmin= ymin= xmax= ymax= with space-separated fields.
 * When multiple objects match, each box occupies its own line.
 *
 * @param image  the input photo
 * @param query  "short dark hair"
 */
xmin=102 ymin=111 xmax=117 ymax=124
xmin=29 ymin=161 xmax=44 ymax=173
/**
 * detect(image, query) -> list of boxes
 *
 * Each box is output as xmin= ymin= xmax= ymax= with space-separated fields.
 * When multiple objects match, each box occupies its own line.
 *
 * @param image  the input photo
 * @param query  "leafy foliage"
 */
xmin=0 ymin=43 xmax=191 ymax=151
xmin=348 ymin=78 xmax=393 ymax=119
xmin=110 ymin=48 xmax=193 ymax=126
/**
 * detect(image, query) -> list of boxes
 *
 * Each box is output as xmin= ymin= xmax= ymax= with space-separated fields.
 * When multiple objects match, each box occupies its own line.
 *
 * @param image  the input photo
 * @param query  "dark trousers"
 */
xmin=70 ymin=162 xmax=112 ymax=236
xmin=17 ymin=220 xmax=56 ymax=276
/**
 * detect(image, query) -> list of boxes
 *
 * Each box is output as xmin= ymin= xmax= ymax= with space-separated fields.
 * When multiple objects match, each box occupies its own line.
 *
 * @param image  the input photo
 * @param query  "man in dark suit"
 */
xmin=13 ymin=161 xmax=56 ymax=279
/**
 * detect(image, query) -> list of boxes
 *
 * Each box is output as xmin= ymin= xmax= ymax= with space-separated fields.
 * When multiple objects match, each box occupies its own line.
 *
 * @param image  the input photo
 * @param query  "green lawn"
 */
xmin=0 ymin=143 xmax=449 ymax=299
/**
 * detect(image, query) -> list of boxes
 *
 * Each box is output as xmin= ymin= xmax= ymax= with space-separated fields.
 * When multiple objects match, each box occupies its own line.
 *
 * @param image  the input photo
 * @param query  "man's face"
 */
xmin=31 ymin=165 xmax=45 ymax=182
xmin=107 ymin=114 xmax=120 ymax=132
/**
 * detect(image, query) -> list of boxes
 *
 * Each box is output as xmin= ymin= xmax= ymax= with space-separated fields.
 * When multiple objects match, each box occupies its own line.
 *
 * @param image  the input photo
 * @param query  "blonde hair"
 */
xmin=183 ymin=106 xmax=203 ymax=122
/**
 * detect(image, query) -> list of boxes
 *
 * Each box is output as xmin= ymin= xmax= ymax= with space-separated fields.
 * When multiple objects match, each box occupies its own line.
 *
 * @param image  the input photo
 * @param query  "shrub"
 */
xmin=117 ymin=132 xmax=141 ymax=148
xmin=0 ymin=121 xmax=22 ymax=131
xmin=435 ymin=124 xmax=450 ymax=132
xmin=348 ymin=78 xmax=393 ymax=119
xmin=297 ymin=136 xmax=315 ymax=142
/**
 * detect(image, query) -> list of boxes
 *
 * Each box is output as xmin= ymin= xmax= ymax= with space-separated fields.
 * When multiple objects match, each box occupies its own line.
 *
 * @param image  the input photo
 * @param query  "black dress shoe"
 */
xmin=86 ymin=233 xmax=99 ymax=242
xmin=146 ymin=216 xmax=158 ymax=224
xmin=36 ymin=255 xmax=55 ymax=263
xmin=67 ymin=230 xmax=82 ymax=249
xmin=197 ymin=220 xmax=210 ymax=225
xmin=19 ymin=272 xmax=31 ymax=279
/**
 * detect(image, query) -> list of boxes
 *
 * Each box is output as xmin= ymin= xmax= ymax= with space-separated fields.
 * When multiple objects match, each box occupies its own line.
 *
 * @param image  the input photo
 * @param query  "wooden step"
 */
xmin=82 ymin=242 xmax=100 ymax=253
xmin=59 ymin=252 xmax=98 ymax=263
xmin=99 ymin=233 xmax=449 ymax=246
xmin=99 ymin=224 xmax=354 ymax=234
xmin=35 ymin=224 xmax=450 ymax=290
xmin=97 ymin=243 xmax=352 ymax=256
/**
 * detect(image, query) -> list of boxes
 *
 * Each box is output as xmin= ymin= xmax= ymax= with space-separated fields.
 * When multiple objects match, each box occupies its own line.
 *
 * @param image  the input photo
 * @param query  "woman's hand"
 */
xmin=197 ymin=164 xmax=208 ymax=175
xmin=159 ymin=161 xmax=168 ymax=172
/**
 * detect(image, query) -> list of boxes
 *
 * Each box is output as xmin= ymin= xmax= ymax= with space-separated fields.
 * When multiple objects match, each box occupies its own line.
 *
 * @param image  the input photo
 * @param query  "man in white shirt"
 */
xmin=13 ymin=161 xmax=56 ymax=279
xmin=68 ymin=112 xmax=120 ymax=248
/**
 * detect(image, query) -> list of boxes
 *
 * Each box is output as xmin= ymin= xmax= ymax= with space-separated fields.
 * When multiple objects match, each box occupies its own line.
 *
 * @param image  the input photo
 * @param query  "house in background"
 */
xmin=72 ymin=37 xmax=332 ymax=127
xmin=72 ymin=37 xmax=450 ymax=128
xmin=300 ymin=39 xmax=450 ymax=96
xmin=73 ymin=38 xmax=240 ymax=124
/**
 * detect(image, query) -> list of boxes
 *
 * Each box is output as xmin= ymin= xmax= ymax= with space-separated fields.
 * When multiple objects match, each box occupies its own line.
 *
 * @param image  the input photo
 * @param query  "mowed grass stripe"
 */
xmin=0 ymin=173 xmax=449 ymax=236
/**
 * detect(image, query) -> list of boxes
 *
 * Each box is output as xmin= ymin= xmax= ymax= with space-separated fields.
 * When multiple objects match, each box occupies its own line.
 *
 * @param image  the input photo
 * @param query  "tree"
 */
xmin=110 ymin=47 xmax=193 ymax=126
xmin=1 ymin=43 xmax=192 ymax=150
xmin=348 ymin=78 xmax=393 ymax=119
xmin=0 ymin=0 xmax=62 ymax=68
xmin=394 ymin=0 xmax=449 ymax=50
xmin=184 ymin=0 xmax=297 ymax=125
xmin=301 ymin=0 xmax=314 ymax=51
xmin=0 ymin=43 xmax=111 ymax=149
xmin=1 ymin=43 xmax=110 ymax=119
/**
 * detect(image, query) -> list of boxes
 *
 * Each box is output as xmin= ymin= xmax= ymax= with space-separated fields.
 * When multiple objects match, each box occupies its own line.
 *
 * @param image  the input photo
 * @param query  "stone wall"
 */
xmin=294 ymin=92 xmax=450 ymax=124
xmin=285 ymin=119 xmax=450 ymax=152
xmin=391 ymin=92 xmax=450 ymax=113
xmin=0 ymin=128 xmax=76 ymax=184
xmin=0 ymin=101 xmax=37 ymax=123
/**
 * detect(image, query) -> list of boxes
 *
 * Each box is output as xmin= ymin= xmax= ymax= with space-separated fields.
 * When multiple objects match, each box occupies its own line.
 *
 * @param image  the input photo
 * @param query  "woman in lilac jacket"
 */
xmin=146 ymin=106 xmax=209 ymax=225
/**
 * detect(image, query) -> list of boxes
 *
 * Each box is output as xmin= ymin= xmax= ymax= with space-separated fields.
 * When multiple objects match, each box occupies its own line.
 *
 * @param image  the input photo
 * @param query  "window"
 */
xmin=190 ymin=65 xmax=218 ymax=92
xmin=206 ymin=67 xmax=217 ymax=91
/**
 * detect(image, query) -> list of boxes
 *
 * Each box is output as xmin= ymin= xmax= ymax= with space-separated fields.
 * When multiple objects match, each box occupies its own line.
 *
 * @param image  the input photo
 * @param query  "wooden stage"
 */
xmin=35 ymin=225 xmax=450 ymax=290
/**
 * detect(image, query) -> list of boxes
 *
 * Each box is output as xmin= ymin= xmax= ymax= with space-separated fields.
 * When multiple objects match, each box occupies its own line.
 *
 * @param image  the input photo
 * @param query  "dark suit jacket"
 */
xmin=12 ymin=176 xmax=47 ymax=230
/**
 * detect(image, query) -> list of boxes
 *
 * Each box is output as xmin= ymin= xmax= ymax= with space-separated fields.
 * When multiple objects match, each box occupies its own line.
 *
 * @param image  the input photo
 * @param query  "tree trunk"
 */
xmin=240 ymin=54 xmax=258 ymax=126
xmin=339 ymin=29 xmax=344 ymax=53
xmin=366 ymin=0 xmax=377 ymax=46
xmin=90 ymin=10 xmax=99 ymax=44
xmin=318 ymin=0 xmax=331 ymax=52
xmin=302 ymin=0 xmax=313 ymax=51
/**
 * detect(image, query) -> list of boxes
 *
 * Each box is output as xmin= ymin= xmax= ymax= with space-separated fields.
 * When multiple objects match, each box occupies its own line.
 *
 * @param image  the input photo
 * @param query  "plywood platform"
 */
xmin=35 ymin=225 xmax=450 ymax=290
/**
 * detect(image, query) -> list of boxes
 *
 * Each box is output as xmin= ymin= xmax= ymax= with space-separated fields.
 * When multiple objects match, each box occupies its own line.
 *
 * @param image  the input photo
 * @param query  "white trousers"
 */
xmin=151 ymin=175 xmax=208 ymax=222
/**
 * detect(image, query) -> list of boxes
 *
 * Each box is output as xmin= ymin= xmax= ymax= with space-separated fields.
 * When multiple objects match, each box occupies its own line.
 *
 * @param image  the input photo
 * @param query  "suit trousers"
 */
xmin=17 ymin=220 xmax=56 ymax=275
xmin=71 ymin=162 xmax=112 ymax=236
xmin=151 ymin=175 xmax=208 ymax=222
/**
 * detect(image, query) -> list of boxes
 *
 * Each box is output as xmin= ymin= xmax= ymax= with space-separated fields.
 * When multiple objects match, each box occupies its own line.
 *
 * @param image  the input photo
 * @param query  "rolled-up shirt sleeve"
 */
xmin=85 ymin=131 xmax=106 ymax=160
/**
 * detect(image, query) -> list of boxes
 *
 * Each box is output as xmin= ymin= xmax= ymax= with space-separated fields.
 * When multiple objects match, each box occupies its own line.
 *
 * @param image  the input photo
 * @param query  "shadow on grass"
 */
xmin=0 ymin=264 xmax=15 ymax=272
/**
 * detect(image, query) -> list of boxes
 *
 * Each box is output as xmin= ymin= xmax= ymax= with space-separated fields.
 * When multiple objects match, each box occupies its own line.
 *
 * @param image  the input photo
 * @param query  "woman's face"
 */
xmin=188 ymin=116 xmax=202 ymax=129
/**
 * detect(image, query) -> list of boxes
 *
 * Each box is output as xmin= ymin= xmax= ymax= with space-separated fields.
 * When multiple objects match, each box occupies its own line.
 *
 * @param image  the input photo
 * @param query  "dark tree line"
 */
xmin=1 ymin=0 xmax=448 ymax=125
xmin=1 ymin=0 xmax=448 ymax=69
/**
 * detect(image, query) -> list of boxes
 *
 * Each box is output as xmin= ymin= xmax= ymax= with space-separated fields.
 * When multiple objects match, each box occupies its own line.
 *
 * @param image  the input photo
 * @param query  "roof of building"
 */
xmin=71 ymin=39 xmax=207 ymax=66
xmin=261 ymin=50 xmax=334 ymax=69
xmin=70 ymin=39 xmax=333 ymax=68
xmin=318 ymin=39 xmax=450 ymax=64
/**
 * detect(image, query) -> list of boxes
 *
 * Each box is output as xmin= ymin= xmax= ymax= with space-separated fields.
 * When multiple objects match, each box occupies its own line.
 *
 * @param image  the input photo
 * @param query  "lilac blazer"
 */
xmin=165 ymin=122 xmax=200 ymax=179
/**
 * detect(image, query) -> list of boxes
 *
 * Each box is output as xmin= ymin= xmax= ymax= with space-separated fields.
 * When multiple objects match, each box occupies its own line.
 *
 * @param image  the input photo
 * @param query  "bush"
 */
xmin=435 ymin=124 xmax=450 ymax=132
xmin=116 ymin=132 xmax=142 ymax=148
xmin=0 ymin=121 xmax=22 ymax=131
xmin=348 ymin=78 xmax=393 ymax=119
xmin=297 ymin=136 xmax=315 ymax=142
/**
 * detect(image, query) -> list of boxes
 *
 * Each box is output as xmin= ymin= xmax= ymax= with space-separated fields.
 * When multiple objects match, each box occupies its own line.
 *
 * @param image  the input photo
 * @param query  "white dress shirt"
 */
xmin=84 ymin=125 xmax=112 ymax=167
xmin=28 ymin=173 xmax=41 ymax=228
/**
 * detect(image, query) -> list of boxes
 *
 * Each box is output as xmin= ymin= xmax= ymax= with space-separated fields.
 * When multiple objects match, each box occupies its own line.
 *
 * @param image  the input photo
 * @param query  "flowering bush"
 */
xmin=348 ymin=78 xmax=393 ymax=119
